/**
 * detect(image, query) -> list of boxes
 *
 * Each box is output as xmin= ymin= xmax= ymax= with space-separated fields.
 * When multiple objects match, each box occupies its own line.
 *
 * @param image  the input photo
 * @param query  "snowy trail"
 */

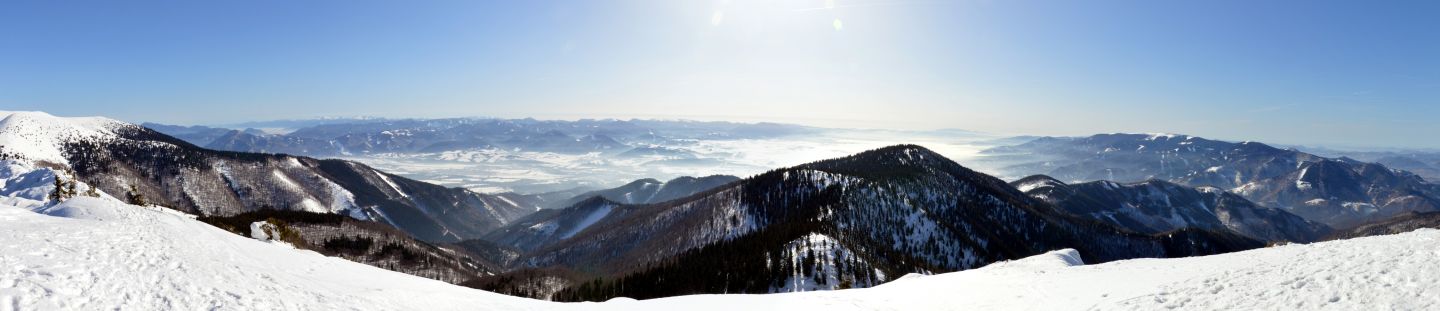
xmin=1 ymin=196 xmax=1438 ymax=310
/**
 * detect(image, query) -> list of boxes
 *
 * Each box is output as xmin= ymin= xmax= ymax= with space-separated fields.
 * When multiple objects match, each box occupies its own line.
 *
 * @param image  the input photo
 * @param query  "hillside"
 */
xmin=0 ymin=111 xmax=534 ymax=243
xmin=983 ymin=133 xmax=1440 ymax=228
xmin=1013 ymin=175 xmax=1331 ymax=243
xmin=482 ymin=145 xmax=1264 ymax=300
xmin=1 ymin=195 xmax=1435 ymax=310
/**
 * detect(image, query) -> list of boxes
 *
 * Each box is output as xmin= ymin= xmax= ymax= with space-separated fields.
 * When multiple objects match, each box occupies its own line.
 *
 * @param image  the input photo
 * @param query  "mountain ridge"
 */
xmin=476 ymin=144 xmax=1265 ymax=300
xmin=984 ymin=133 xmax=1440 ymax=228
xmin=1014 ymin=175 xmax=1331 ymax=243
xmin=0 ymin=111 xmax=535 ymax=243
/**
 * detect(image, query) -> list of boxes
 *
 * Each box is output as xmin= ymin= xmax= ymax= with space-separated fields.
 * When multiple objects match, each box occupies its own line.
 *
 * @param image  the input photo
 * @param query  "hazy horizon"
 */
xmin=3 ymin=0 xmax=1437 ymax=148
xmin=3 ymin=109 xmax=1434 ymax=152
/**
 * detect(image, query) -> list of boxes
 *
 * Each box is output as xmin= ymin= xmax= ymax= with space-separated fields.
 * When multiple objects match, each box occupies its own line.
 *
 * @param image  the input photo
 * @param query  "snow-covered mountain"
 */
xmin=477 ymin=145 xmax=1265 ymax=300
xmin=0 ymin=111 xmax=533 ymax=243
xmin=1301 ymin=147 xmax=1440 ymax=183
xmin=983 ymin=133 xmax=1440 ymax=228
xmin=3 ymin=190 xmax=1437 ymax=310
xmin=1013 ymin=175 xmax=1331 ymax=243
xmin=0 ymin=157 xmax=505 ymax=283
xmin=0 ymin=111 xmax=123 ymax=165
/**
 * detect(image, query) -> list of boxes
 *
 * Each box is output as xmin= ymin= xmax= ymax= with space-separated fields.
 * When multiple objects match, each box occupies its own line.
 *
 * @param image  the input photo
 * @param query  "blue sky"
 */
xmin=1 ymin=0 xmax=1437 ymax=148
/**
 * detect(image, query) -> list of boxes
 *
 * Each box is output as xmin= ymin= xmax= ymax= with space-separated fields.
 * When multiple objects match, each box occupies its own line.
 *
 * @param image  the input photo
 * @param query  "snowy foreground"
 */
xmin=2 ymin=199 xmax=1438 ymax=310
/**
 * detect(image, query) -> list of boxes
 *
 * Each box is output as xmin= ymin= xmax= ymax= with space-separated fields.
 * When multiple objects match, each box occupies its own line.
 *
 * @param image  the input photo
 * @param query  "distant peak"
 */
xmin=625 ymin=178 xmax=663 ymax=186
xmin=1195 ymin=186 xmax=1225 ymax=194
xmin=1015 ymin=174 xmax=1062 ymax=183
xmin=852 ymin=144 xmax=941 ymax=159
xmin=571 ymin=195 xmax=621 ymax=208
xmin=797 ymin=144 xmax=970 ymax=179
xmin=1144 ymin=133 xmax=1188 ymax=140
xmin=1012 ymin=175 xmax=1066 ymax=192
xmin=0 ymin=110 xmax=132 ymax=165
xmin=1137 ymin=178 xmax=1182 ymax=188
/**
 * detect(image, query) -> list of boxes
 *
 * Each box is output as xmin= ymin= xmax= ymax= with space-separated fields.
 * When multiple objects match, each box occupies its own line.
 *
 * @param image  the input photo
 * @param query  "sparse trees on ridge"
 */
xmin=48 ymin=172 xmax=83 ymax=203
xmin=48 ymin=176 xmax=67 ymax=202
xmin=84 ymin=184 xmax=100 ymax=197
xmin=126 ymin=184 xmax=148 ymax=206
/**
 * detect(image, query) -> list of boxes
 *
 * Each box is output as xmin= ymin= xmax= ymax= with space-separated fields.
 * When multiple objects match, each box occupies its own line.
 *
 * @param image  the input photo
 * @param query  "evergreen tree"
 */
xmin=126 ymin=185 xmax=148 ymax=206
xmin=48 ymin=177 xmax=66 ymax=203
xmin=84 ymin=184 xmax=100 ymax=197
xmin=64 ymin=180 xmax=78 ymax=199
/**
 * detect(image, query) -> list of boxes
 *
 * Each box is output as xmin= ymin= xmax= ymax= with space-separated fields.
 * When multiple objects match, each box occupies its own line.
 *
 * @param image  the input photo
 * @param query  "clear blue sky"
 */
xmin=1 ymin=0 xmax=1437 ymax=148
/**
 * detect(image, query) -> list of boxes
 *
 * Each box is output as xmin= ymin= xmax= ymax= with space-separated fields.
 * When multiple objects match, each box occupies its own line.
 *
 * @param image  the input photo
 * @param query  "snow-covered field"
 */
xmin=3 ymin=190 xmax=1437 ymax=310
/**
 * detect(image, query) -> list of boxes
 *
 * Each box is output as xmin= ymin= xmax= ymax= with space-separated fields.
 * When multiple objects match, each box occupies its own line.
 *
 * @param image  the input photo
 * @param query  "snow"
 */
xmin=599 ymin=230 xmax=1440 ymax=310
xmin=2 ymin=161 xmax=1439 ymax=310
xmin=324 ymin=179 xmax=366 ymax=220
xmin=1014 ymin=179 xmax=1056 ymax=192
xmin=250 ymin=220 xmax=278 ymax=241
xmin=0 ymin=161 xmax=59 ymax=210
xmin=375 ymin=170 xmax=411 ymax=200
xmin=3 ymin=193 xmax=1440 ymax=310
xmin=0 ymin=197 xmax=551 ymax=310
xmin=270 ymin=170 xmax=301 ymax=190
xmin=0 ymin=111 xmax=126 ymax=165
xmin=528 ymin=221 xmax=560 ymax=236
xmin=775 ymin=233 xmax=877 ymax=292
xmin=1343 ymin=202 xmax=1379 ymax=215
xmin=1295 ymin=166 xmax=1313 ymax=190
xmin=1146 ymin=133 xmax=1181 ymax=140
xmin=559 ymin=203 xmax=614 ymax=239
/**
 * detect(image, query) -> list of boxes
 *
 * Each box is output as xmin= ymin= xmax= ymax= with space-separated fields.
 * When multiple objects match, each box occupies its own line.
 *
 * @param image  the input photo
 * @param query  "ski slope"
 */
xmin=1 ymin=167 xmax=1437 ymax=310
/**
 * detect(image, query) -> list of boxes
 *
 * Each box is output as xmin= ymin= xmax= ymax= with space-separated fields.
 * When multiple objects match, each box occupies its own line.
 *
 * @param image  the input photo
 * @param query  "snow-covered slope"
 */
xmin=0 ymin=197 xmax=547 ymax=310
xmin=0 ymin=111 xmax=129 ymax=165
xmin=2 ymin=195 xmax=1438 ymax=310
xmin=0 ymin=111 xmax=536 ymax=243
xmin=626 ymin=227 xmax=1440 ymax=310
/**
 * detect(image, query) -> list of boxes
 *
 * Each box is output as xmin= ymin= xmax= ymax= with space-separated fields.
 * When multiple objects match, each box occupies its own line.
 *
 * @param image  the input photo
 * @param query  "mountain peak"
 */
xmin=798 ymin=144 xmax=956 ymax=178
xmin=833 ymin=144 xmax=943 ymax=164
xmin=0 ymin=111 xmax=131 ymax=165
xmin=624 ymin=178 xmax=663 ymax=187
xmin=1144 ymin=133 xmax=1192 ymax=141
xmin=1012 ymin=175 xmax=1067 ymax=192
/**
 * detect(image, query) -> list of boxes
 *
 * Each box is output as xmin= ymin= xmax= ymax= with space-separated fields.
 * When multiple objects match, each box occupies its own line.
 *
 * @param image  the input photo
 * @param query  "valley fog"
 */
xmin=338 ymin=130 xmax=1007 ymax=195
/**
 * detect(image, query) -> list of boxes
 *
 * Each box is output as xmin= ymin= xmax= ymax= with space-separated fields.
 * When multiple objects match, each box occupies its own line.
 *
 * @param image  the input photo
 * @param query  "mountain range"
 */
xmin=474 ymin=145 xmax=1272 ymax=300
xmin=146 ymin=118 xmax=816 ymax=157
xmin=9 ymin=112 xmax=1440 ymax=304
xmin=982 ymin=133 xmax=1440 ymax=228
xmin=543 ymin=175 xmax=741 ymax=209
xmin=1012 ymin=175 xmax=1330 ymax=243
